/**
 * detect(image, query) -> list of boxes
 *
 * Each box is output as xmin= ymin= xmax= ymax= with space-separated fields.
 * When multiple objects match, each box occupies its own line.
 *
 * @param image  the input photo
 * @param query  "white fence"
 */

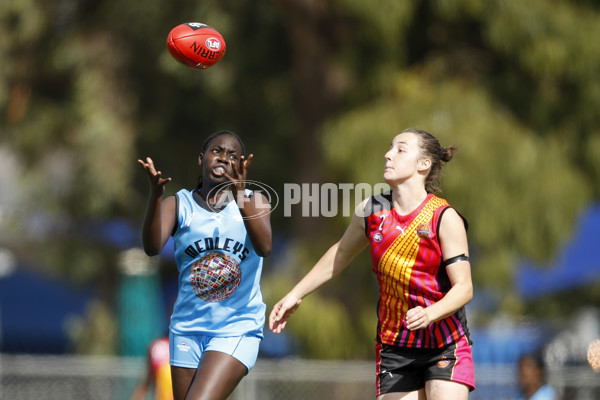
xmin=0 ymin=354 xmax=598 ymax=400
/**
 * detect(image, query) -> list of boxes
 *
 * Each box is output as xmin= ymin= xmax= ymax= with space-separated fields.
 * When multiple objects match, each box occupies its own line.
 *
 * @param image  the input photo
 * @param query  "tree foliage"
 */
xmin=1 ymin=0 xmax=599 ymax=357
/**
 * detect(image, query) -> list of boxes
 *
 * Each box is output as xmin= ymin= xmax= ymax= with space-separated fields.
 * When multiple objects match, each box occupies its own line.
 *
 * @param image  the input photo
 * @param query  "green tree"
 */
xmin=266 ymin=0 xmax=600 ymax=357
xmin=2 ymin=0 xmax=599 ymax=358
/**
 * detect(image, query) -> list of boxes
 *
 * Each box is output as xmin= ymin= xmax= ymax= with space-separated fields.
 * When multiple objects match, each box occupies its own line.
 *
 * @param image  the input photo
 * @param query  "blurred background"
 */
xmin=1 ymin=0 xmax=599 ymax=399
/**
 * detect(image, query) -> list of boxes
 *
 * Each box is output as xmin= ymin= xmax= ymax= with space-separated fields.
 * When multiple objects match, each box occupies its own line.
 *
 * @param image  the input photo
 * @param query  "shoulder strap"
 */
xmin=436 ymin=206 xmax=468 ymax=238
xmin=364 ymin=190 xmax=393 ymax=237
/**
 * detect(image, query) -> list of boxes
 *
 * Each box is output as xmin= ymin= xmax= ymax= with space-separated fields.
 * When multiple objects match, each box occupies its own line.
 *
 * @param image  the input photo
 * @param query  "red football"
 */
xmin=166 ymin=23 xmax=226 ymax=69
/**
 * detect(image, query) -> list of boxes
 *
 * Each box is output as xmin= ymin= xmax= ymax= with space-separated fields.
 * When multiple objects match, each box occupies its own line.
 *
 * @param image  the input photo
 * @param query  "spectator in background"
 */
xmin=515 ymin=352 xmax=559 ymax=400
xmin=130 ymin=337 xmax=173 ymax=400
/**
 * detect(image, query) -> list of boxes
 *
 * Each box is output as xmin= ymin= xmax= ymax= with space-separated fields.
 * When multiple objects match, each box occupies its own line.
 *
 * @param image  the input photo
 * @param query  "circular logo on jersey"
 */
xmin=190 ymin=251 xmax=241 ymax=302
xmin=206 ymin=180 xmax=279 ymax=220
xmin=373 ymin=232 xmax=383 ymax=242
xmin=416 ymin=223 xmax=432 ymax=239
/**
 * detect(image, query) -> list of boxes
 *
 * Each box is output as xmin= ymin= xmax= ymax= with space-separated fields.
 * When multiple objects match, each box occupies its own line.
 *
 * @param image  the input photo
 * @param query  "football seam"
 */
xmin=167 ymin=31 xmax=224 ymax=40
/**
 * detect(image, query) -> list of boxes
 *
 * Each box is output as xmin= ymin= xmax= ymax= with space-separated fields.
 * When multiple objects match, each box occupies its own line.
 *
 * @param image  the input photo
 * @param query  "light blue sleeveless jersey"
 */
xmin=169 ymin=188 xmax=266 ymax=338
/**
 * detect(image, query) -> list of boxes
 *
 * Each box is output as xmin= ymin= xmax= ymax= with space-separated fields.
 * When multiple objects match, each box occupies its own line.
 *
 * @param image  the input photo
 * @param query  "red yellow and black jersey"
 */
xmin=365 ymin=192 xmax=470 ymax=349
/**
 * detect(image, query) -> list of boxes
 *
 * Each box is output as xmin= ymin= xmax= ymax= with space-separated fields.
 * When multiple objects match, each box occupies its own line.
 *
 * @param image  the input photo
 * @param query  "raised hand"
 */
xmin=137 ymin=157 xmax=172 ymax=196
xmin=222 ymin=154 xmax=253 ymax=201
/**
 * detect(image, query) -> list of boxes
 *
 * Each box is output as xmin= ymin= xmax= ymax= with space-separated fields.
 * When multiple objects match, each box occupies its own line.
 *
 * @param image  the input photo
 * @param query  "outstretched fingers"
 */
xmin=137 ymin=157 xmax=172 ymax=188
xmin=241 ymin=154 xmax=253 ymax=176
xmin=230 ymin=154 xmax=253 ymax=181
xmin=137 ymin=157 xmax=158 ymax=174
xmin=222 ymin=154 xmax=254 ymax=198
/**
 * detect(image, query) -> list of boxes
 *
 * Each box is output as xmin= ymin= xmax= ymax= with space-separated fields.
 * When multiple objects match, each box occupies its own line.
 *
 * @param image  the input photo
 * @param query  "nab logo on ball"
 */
xmin=166 ymin=22 xmax=226 ymax=69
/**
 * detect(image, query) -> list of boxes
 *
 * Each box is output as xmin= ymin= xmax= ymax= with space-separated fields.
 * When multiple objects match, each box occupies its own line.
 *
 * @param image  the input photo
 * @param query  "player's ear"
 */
xmin=198 ymin=153 xmax=204 ymax=166
xmin=417 ymin=157 xmax=431 ymax=172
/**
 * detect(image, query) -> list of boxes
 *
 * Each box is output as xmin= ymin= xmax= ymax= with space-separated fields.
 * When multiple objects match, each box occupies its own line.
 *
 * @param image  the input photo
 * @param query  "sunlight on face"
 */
xmin=383 ymin=132 xmax=423 ymax=184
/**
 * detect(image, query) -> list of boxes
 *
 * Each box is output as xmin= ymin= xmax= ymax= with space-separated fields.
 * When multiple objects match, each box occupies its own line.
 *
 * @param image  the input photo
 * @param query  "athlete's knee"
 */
xmin=425 ymin=379 xmax=469 ymax=400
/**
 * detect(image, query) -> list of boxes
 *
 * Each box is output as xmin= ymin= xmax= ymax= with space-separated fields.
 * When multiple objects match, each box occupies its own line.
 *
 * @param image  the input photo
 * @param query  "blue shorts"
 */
xmin=169 ymin=332 xmax=261 ymax=371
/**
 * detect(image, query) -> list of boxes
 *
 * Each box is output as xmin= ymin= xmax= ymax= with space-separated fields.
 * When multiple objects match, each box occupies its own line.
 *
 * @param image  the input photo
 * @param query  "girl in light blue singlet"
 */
xmin=138 ymin=131 xmax=272 ymax=400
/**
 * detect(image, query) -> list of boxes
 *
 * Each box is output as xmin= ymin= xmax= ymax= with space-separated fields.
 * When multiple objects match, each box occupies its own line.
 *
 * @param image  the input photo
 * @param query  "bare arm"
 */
xmin=405 ymin=208 xmax=473 ymax=330
xmin=224 ymin=154 xmax=272 ymax=257
xmin=138 ymin=157 xmax=177 ymax=256
xmin=269 ymin=200 xmax=370 ymax=333
xmin=235 ymin=191 xmax=272 ymax=257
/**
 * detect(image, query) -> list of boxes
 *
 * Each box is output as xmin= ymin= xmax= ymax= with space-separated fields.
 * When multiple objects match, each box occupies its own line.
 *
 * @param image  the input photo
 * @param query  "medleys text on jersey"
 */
xmin=184 ymin=236 xmax=250 ymax=261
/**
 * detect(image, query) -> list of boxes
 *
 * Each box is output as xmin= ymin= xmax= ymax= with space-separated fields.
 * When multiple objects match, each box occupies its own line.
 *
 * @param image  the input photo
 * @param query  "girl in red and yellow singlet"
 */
xmin=366 ymin=191 xmax=470 ymax=349
xmin=270 ymin=129 xmax=475 ymax=400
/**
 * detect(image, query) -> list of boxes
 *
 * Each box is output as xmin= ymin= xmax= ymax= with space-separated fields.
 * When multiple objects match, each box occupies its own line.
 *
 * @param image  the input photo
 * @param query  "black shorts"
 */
xmin=375 ymin=336 xmax=475 ymax=395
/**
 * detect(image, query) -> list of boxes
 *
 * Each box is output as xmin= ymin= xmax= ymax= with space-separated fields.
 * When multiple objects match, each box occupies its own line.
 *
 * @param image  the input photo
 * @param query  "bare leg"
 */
xmin=171 ymin=366 xmax=196 ymax=400
xmin=185 ymin=351 xmax=248 ymax=400
xmin=377 ymin=389 xmax=425 ymax=400
xmin=425 ymin=379 xmax=469 ymax=400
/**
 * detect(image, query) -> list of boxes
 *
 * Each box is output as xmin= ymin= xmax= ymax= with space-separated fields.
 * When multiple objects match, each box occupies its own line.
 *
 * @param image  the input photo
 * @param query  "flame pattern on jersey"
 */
xmin=365 ymin=192 xmax=470 ymax=349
